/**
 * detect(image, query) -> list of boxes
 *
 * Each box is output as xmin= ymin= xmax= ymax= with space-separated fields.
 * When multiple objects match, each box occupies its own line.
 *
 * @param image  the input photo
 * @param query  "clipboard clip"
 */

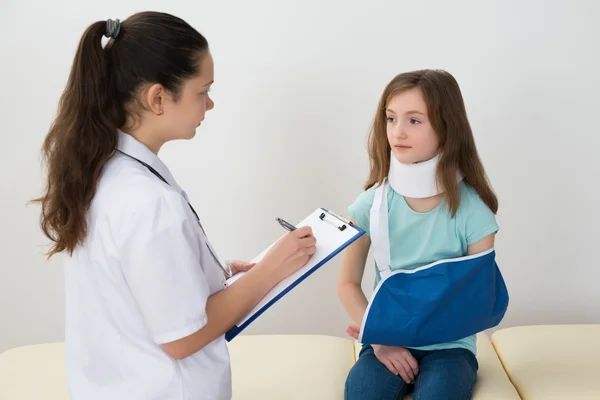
xmin=319 ymin=209 xmax=354 ymax=231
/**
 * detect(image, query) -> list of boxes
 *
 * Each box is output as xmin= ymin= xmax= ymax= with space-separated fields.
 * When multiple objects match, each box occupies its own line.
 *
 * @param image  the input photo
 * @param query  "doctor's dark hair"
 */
xmin=33 ymin=12 xmax=209 ymax=258
xmin=365 ymin=69 xmax=498 ymax=217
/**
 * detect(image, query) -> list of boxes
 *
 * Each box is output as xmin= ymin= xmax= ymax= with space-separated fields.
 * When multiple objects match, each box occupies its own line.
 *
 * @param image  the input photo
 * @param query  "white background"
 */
xmin=1 ymin=0 xmax=598 ymax=353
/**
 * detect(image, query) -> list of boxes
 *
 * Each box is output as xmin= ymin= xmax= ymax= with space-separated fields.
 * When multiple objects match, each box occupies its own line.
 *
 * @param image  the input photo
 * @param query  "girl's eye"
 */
xmin=410 ymin=118 xmax=421 ymax=125
xmin=386 ymin=116 xmax=396 ymax=123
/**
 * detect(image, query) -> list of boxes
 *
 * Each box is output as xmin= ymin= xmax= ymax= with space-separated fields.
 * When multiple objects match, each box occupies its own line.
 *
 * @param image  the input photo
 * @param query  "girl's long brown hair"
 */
xmin=32 ymin=12 xmax=209 ymax=258
xmin=365 ymin=69 xmax=498 ymax=217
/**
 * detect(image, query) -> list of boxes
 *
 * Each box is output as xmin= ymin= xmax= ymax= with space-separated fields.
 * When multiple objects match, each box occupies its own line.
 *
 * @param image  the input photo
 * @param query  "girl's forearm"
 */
xmin=337 ymin=282 xmax=369 ymax=326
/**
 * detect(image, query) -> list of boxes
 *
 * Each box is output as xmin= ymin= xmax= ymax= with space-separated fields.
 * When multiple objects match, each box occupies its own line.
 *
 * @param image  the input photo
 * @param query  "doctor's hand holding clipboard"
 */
xmin=225 ymin=210 xmax=366 ymax=341
xmin=252 ymin=224 xmax=318 ymax=284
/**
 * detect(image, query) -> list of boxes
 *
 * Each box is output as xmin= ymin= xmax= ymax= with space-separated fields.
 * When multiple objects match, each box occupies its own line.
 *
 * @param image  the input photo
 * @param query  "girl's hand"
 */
xmin=345 ymin=325 xmax=418 ymax=384
xmin=372 ymin=344 xmax=419 ymax=384
xmin=229 ymin=260 xmax=256 ymax=276
xmin=346 ymin=324 xmax=360 ymax=340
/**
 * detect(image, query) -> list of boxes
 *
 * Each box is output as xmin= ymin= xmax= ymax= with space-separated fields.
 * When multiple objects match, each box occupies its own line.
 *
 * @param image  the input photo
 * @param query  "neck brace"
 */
xmin=387 ymin=152 xmax=463 ymax=198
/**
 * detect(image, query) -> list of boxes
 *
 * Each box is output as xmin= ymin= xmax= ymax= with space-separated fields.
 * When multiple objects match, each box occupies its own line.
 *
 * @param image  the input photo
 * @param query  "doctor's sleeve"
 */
xmin=118 ymin=191 xmax=211 ymax=345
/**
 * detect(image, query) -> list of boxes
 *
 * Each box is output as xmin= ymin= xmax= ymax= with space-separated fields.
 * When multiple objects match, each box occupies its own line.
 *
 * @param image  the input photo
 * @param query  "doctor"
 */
xmin=34 ymin=12 xmax=316 ymax=400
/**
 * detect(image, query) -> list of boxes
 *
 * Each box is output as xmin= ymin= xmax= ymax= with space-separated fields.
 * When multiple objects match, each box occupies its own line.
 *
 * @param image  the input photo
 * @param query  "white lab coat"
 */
xmin=64 ymin=130 xmax=231 ymax=399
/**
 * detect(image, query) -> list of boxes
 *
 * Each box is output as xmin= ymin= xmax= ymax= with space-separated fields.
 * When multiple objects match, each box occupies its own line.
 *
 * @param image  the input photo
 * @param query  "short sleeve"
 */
xmin=459 ymin=185 xmax=499 ymax=245
xmin=348 ymin=188 xmax=377 ymax=236
xmin=118 ymin=191 xmax=210 ymax=344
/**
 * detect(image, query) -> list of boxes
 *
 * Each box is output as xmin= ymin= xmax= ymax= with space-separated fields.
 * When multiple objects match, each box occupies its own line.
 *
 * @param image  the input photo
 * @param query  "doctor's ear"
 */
xmin=144 ymin=83 xmax=169 ymax=116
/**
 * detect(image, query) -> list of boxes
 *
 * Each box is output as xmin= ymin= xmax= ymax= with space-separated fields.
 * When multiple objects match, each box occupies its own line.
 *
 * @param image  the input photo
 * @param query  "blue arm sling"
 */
xmin=358 ymin=180 xmax=509 ymax=347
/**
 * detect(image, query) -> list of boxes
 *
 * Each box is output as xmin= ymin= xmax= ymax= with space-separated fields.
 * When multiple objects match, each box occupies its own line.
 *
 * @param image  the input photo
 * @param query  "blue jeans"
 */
xmin=345 ymin=345 xmax=478 ymax=400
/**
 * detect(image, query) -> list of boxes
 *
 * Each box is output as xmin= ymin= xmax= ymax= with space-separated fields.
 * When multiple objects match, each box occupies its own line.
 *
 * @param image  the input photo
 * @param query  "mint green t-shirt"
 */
xmin=348 ymin=181 xmax=499 ymax=355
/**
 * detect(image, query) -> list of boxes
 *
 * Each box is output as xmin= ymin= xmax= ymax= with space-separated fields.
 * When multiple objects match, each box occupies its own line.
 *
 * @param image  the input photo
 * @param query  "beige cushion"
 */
xmin=471 ymin=333 xmax=522 ymax=399
xmin=228 ymin=334 xmax=355 ymax=399
xmin=492 ymin=324 xmax=600 ymax=400
xmin=1 ymin=336 xmax=357 ymax=400
xmin=353 ymin=333 xmax=521 ymax=400
xmin=0 ymin=333 xmax=521 ymax=400
xmin=0 ymin=342 xmax=69 ymax=400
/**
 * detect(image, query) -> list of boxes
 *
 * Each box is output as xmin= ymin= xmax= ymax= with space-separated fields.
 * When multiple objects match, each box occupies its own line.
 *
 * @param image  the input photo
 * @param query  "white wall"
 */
xmin=1 ymin=0 xmax=599 ymax=354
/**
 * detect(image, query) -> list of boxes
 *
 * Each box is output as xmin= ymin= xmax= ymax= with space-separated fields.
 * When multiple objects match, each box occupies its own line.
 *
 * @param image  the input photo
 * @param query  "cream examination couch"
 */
xmin=1 ymin=325 xmax=599 ymax=399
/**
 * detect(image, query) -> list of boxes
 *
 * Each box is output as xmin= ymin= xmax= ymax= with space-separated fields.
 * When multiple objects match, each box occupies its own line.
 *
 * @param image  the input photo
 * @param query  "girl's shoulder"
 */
xmin=348 ymin=184 xmax=399 ymax=236
xmin=349 ymin=186 xmax=377 ymax=211
xmin=456 ymin=181 xmax=494 ymax=215
xmin=455 ymin=181 xmax=499 ymax=245
xmin=347 ymin=186 xmax=377 ymax=235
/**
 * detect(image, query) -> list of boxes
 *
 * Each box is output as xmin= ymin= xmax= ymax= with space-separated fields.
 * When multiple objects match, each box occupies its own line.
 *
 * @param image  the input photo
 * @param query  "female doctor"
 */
xmin=34 ymin=11 xmax=316 ymax=400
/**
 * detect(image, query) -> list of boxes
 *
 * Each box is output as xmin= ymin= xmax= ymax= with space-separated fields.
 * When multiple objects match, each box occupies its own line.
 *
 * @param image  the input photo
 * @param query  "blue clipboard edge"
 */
xmin=225 ymin=208 xmax=365 ymax=341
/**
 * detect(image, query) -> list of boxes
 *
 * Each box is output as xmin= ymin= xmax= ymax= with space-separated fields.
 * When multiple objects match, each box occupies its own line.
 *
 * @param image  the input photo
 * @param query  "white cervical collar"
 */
xmin=387 ymin=151 xmax=463 ymax=198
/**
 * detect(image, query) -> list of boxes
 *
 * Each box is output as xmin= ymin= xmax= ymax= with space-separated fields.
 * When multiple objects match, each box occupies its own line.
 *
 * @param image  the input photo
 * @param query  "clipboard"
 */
xmin=224 ymin=208 xmax=365 ymax=341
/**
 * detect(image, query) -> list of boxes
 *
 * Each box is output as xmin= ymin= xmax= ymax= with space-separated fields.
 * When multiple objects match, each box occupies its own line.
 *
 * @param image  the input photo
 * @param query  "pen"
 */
xmin=276 ymin=217 xmax=297 ymax=232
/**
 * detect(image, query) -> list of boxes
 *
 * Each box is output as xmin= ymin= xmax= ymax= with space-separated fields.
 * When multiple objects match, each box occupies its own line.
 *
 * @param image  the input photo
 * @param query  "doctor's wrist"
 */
xmin=252 ymin=260 xmax=283 ymax=286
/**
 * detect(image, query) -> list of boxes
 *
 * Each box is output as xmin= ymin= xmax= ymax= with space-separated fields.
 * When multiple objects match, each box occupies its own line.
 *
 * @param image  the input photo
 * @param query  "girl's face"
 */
xmin=386 ymin=88 xmax=439 ymax=164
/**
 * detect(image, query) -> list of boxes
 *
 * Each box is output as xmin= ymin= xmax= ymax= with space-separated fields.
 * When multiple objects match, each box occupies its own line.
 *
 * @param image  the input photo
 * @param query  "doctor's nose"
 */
xmin=206 ymin=95 xmax=214 ymax=111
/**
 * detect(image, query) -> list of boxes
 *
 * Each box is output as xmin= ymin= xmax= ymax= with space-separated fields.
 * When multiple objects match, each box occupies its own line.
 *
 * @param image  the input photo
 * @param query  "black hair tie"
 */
xmin=105 ymin=19 xmax=121 ymax=39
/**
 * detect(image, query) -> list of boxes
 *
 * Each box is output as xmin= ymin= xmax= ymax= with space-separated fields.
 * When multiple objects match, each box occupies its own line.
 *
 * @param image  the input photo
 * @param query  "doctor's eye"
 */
xmin=409 ymin=118 xmax=421 ymax=125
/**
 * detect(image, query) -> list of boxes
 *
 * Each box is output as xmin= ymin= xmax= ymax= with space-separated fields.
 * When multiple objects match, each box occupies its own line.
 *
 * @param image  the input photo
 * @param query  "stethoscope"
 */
xmin=117 ymin=150 xmax=233 ymax=281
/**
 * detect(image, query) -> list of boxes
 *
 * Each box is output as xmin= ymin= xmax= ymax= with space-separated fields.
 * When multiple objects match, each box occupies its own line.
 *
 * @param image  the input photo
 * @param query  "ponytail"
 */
xmin=34 ymin=21 xmax=120 ymax=258
xmin=33 ymin=12 xmax=209 ymax=258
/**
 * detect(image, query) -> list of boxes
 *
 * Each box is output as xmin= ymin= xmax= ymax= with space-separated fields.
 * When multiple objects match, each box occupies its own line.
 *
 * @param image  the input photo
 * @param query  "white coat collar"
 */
xmin=117 ymin=130 xmax=185 ymax=196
